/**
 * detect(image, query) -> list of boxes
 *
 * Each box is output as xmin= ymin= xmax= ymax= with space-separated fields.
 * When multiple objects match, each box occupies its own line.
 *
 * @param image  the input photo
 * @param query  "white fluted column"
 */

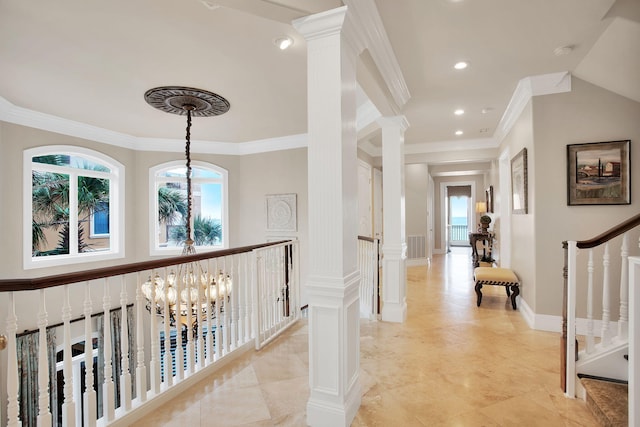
xmin=378 ymin=116 xmax=409 ymax=323
xmin=294 ymin=6 xmax=361 ymax=427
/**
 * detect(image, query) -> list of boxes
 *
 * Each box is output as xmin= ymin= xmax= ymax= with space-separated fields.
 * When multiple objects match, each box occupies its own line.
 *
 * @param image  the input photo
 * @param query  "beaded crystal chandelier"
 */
xmin=142 ymin=87 xmax=231 ymax=326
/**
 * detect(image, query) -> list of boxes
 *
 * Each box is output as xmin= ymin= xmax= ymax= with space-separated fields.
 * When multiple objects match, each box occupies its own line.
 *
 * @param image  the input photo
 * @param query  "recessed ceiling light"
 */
xmin=454 ymin=61 xmax=468 ymax=70
xmin=274 ymin=36 xmax=294 ymax=50
xmin=455 ymin=130 xmax=464 ymax=136
xmin=479 ymin=128 xmax=490 ymax=133
xmin=481 ymin=107 xmax=494 ymax=114
xmin=554 ymin=45 xmax=573 ymax=56
xmin=454 ymin=109 xmax=464 ymax=116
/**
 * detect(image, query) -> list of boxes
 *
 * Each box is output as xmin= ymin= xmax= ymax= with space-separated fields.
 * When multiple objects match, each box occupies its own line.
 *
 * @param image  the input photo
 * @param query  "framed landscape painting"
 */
xmin=511 ymin=148 xmax=528 ymax=214
xmin=567 ymin=140 xmax=630 ymax=206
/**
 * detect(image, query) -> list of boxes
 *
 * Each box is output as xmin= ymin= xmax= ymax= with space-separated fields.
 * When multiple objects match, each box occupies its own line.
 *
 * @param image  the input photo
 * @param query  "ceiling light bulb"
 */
xmin=454 ymin=109 xmax=464 ymax=116
xmin=455 ymin=130 xmax=464 ymax=136
xmin=275 ymin=37 xmax=293 ymax=50
xmin=454 ymin=61 xmax=468 ymax=70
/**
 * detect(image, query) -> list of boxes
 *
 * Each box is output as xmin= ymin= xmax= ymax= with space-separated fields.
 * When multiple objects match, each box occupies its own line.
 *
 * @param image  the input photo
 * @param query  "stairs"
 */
xmin=580 ymin=375 xmax=628 ymax=427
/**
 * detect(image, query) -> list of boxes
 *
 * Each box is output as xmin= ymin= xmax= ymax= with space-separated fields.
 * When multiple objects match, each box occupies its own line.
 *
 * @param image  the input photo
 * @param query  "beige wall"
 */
xmin=405 ymin=163 xmax=429 ymax=239
xmin=529 ymin=77 xmax=640 ymax=317
xmin=499 ymin=101 xmax=536 ymax=310
xmin=0 ymin=122 xmax=137 ymax=278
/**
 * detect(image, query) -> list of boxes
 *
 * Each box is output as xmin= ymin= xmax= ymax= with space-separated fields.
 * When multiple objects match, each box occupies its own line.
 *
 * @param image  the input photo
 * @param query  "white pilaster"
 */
xmin=294 ymin=6 xmax=361 ymax=427
xmin=378 ymin=116 xmax=409 ymax=323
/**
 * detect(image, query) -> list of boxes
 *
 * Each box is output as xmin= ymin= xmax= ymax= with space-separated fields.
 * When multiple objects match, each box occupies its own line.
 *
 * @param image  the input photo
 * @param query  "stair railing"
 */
xmin=0 ymin=240 xmax=299 ymax=427
xmin=562 ymin=213 xmax=640 ymax=398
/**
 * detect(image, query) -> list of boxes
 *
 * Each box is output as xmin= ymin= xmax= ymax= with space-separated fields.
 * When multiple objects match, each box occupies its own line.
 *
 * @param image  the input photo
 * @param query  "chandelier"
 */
xmin=142 ymin=86 xmax=231 ymax=327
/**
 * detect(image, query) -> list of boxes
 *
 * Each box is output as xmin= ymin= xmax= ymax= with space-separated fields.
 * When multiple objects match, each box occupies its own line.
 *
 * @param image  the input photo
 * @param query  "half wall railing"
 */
xmin=357 ymin=236 xmax=380 ymax=319
xmin=0 ymin=240 xmax=299 ymax=427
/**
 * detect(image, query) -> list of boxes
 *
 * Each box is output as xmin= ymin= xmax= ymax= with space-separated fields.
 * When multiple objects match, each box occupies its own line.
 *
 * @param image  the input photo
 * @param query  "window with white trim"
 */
xmin=25 ymin=146 xmax=124 ymax=269
xmin=150 ymin=161 xmax=228 ymax=255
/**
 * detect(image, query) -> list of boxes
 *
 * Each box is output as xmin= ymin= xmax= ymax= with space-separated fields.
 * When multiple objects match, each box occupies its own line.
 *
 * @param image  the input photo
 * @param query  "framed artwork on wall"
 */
xmin=266 ymin=193 xmax=297 ymax=232
xmin=511 ymin=148 xmax=528 ymax=214
xmin=485 ymin=185 xmax=494 ymax=213
xmin=567 ymin=140 xmax=630 ymax=206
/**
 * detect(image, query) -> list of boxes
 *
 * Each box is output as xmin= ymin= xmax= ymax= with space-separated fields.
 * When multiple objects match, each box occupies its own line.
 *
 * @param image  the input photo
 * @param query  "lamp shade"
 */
xmin=475 ymin=202 xmax=487 ymax=213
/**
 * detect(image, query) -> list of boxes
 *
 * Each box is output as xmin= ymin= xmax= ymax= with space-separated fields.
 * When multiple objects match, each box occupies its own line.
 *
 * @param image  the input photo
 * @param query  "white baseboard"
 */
xmin=518 ymin=296 xmax=618 ymax=336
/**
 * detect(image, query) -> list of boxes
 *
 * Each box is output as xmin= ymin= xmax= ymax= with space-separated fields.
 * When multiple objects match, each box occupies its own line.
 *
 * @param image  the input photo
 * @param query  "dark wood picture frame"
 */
xmin=511 ymin=148 xmax=528 ymax=214
xmin=485 ymin=185 xmax=494 ymax=213
xmin=567 ymin=140 xmax=630 ymax=206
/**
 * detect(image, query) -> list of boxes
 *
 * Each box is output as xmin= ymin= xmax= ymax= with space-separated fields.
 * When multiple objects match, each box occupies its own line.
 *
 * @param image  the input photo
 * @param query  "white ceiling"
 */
xmin=0 ymin=0 xmax=638 ymax=160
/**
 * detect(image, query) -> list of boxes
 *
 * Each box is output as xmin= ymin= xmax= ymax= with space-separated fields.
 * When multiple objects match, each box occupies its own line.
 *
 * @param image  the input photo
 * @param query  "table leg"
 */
xmin=510 ymin=285 xmax=519 ymax=310
xmin=475 ymin=282 xmax=483 ymax=307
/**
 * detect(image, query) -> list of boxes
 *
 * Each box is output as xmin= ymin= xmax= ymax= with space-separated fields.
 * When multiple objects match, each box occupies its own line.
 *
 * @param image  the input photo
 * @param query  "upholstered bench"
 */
xmin=473 ymin=267 xmax=520 ymax=310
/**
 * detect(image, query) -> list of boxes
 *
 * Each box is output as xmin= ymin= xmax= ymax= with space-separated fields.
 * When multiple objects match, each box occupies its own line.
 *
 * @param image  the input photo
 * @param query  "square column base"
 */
xmin=306 ymin=382 xmax=361 ymax=427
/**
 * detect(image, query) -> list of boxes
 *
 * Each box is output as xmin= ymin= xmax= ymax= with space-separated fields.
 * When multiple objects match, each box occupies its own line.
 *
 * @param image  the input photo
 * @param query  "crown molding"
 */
xmin=0 ymin=96 xmax=308 ymax=155
xmin=404 ymin=137 xmax=496 ymax=155
xmin=0 ymin=96 xmax=138 ymax=149
xmin=494 ymin=71 xmax=571 ymax=143
xmin=343 ymin=0 xmax=410 ymax=109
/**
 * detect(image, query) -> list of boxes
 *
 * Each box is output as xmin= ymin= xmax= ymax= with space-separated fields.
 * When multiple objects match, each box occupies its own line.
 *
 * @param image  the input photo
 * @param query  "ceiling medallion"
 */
xmin=144 ymin=86 xmax=230 ymax=117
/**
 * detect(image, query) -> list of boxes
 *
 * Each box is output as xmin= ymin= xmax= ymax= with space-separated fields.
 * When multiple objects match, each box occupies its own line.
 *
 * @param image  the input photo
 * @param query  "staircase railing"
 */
xmin=358 ymin=236 xmax=380 ymax=319
xmin=0 ymin=240 xmax=299 ymax=427
xmin=562 ymin=213 xmax=640 ymax=401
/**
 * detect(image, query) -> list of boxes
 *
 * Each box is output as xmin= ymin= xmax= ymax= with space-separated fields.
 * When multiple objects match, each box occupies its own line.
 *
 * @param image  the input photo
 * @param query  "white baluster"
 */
xmin=102 ymin=278 xmax=115 ymax=422
xmin=185 ymin=267 xmax=195 ymax=375
xmin=242 ymin=253 xmax=251 ymax=343
xmin=83 ymin=282 xmax=97 ymax=427
xmin=214 ymin=258 xmax=221 ymax=359
xmin=229 ymin=256 xmax=237 ymax=350
xmin=223 ymin=257 xmax=231 ymax=355
xmin=586 ymin=250 xmax=595 ymax=353
xmin=119 ymin=275 xmax=132 ymax=411
xmin=6 ymin=292 xmax=21 ymax=427
xmin=135 ymin=272 xmax=147 ymax=403
xmin=196 ymin=264 xmax=204 ymax=370
xmin=205 ymin=260 xmax=213 ymax=365
xmin=149 ymin=271 xmax=161 ymax=394
xmin=37 ymin=289 xmax=52 ymax=427
xmin=62 ymin=285 xmax=76 ymax=427
xmin=174 ymin=268 xmax=184 ymax=381
xmin=619 ymin=233 xmax=629 ymax=339
xmin=252 ymin=251 xmax=261 ymax=349
xmin=162 ymin=268 xmax=173 ymax=386
xmin=601 ymin=243 xmax=612 ymax=346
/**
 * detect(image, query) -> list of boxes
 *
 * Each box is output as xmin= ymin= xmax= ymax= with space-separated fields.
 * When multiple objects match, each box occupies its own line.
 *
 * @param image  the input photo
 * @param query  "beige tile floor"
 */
xmin=132 ymin=247 xmax=599 ymax=426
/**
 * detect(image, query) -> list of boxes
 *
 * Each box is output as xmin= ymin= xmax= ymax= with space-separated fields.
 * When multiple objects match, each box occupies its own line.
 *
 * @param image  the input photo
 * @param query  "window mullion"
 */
xmin=69 ymin=172 xmax=79 ymax=256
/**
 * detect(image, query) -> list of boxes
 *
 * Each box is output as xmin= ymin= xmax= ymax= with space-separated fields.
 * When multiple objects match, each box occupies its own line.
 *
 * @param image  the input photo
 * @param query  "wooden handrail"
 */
xmin=357 ymin=235 xmax=377 ymax=243
xmin=562 ymin=212 xmax=640 ymax=249
xmin=0 ymin=241 xmax=290 ymax=292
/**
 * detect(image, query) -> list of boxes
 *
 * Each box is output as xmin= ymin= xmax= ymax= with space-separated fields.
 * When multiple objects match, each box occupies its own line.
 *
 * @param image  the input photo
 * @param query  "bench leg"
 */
xmin=510 ymin=285 xmax=519 ymax=310
xmin=505 ymin=286 xmax=511 ymax=297
xmin=475 ymin=282 xmax=483 ymax=307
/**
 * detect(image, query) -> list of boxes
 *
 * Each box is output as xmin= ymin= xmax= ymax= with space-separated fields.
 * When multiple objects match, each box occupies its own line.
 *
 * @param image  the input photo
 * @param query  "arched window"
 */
xmin=150 ymin=161 xmax=228 ymax=255
xmin=24 ymin=146 xmax=124 ymax=269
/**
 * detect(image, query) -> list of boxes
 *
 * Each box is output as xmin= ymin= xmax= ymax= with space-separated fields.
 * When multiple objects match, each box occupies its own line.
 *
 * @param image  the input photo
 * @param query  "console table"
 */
xmin=469 ymin=231 xmax=494 ymax=262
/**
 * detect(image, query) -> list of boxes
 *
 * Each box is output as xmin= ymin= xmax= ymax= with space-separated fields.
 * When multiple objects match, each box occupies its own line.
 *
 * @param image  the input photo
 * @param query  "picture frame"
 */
xmin=485 ymin=185 xmax=494 ymax=213
xmin=265 ymin=193 xmax=297 ymax=232
xmin=511 ymin=148 xmax=528 ymax=214
xmin=567 ymin=140 xmax=630 ymax=206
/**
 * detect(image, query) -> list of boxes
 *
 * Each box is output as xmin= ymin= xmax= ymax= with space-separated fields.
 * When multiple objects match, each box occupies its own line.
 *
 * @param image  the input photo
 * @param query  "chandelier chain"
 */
xmin=185 ymin=109 xmax=193 ymax=245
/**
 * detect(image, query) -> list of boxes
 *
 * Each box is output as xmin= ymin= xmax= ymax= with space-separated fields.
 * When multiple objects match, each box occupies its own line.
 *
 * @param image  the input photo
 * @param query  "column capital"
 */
xmin=376 ymin=115 xmax=410 ymax=132
xmin=293 ymin=6 xmax=347 ymax=41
